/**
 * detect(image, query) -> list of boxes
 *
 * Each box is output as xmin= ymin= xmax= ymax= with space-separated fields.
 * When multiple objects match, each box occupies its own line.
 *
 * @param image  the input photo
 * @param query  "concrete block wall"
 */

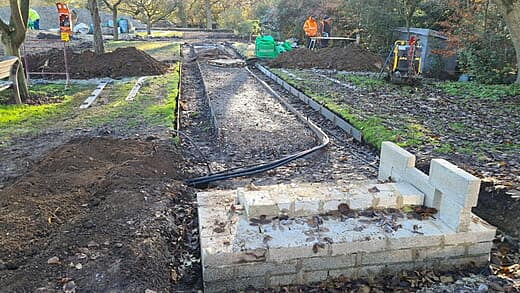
xmin=378 ymin=142 xmax=480 ymax=232
xmin=237 ymin=182 xmax=424 ymax=220
xmin=199 ymin=142 xmax=496 ymax=292
xmin=199 ymin=191 xmax=496 ymax=292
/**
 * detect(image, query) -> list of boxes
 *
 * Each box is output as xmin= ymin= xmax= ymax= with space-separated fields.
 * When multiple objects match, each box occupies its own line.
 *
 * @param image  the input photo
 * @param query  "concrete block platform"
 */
xmin=198 ymin=142 xmax=496 ymax=292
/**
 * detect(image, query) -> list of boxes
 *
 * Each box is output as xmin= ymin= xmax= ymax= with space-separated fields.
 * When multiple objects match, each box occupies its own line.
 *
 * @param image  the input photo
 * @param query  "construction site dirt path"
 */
xmin=180 ymin=43 xmax=377 ymax=189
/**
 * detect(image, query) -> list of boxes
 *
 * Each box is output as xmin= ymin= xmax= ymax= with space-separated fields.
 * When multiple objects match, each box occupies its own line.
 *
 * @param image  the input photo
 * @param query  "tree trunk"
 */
xmin=495 ymin=0 xmax=520 ymax=83
xmin=205 ymin=0 xmax=212 ymax=30
xmin=88 ymin=0 xmax=105 ymax=55
xmin=146 ymin=17 xmax=152 ymax=35
xmin=2 ymin=37 xmax=28 ymax=104
xmin=178 ymin=1 xmax=187 ymax=27
xmin=112 ymin=7 xmax=119 ymax=41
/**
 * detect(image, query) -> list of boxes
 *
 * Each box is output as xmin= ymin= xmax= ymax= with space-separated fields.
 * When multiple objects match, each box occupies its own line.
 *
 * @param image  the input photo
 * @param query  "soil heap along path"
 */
xmin=27 ymin=47 xmax=169 ymax=79
xmin=267 ymin=44 xmax=383 ymax=72
xmin=0 ymin=137 xmax=201 ymax=291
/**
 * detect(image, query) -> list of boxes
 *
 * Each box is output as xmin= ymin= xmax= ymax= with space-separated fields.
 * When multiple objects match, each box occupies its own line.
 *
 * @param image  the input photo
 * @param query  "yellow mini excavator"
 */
xmin=383 ymin=36 xmax=422 ymax=84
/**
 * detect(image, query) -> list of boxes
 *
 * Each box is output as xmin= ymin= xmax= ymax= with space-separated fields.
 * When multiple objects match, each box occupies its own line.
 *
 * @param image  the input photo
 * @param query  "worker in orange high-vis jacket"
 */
xmin=303 ymin=15 xmax=318 ymax=48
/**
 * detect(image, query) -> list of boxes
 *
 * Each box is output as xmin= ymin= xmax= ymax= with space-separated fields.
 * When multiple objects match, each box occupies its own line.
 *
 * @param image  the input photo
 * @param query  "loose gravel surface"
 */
xmin=181 ymin=44 xmax=378 ymax=189
xmin=200 ymin=63 xmax=316 ymax=162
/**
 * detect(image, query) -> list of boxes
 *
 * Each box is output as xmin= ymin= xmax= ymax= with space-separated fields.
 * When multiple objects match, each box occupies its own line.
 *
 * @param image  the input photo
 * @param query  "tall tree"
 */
xmin=88 ymin=0 xmax=105 ymax=54
xmin=0 ymin=0 xmax=30 ymax=104
xmin=123 ymin=0 xmax=178 ymax=35
xmin=399 ymin=0 xmax=422 ymax=33
xmin=205 ymin=0 xmax=212 ymax=29
xmin=494 ymin=0 xmax=520 ymax=83
xmin=177 ymin=0 xmax=187 ymax=27
xmin=102 ymin=0 xmax=123 ymax=41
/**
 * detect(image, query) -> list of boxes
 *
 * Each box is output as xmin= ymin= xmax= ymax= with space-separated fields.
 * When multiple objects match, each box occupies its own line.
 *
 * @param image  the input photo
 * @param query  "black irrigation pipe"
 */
xmin=185 ymin=65 xmax=330 ymax=187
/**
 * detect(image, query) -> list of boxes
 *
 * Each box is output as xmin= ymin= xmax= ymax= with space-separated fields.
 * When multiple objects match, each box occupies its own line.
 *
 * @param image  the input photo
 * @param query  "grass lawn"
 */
xmin=0 ymin=84 xmax=93 ymax=141
xmin=135 ymin=30 xmax=183 ymax=38
xmin=0 ymin=63 xmax=181 ymax=144
xmin=83 ymin=63 xmax=180 ymax=131
xmin=106 ymin=41 xmax=181 ymax=61
xmin=269 ymin=67 xmax=519 ymax=161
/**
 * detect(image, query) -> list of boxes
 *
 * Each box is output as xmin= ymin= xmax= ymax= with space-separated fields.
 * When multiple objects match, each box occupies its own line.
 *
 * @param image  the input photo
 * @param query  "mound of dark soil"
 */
xmin=0 ymin=137 xmax=201 ymax=291
xmin=267 ymin=44 xmax=383 ymax=72
xmin=26 ymin=47 xmax=169 ymax=79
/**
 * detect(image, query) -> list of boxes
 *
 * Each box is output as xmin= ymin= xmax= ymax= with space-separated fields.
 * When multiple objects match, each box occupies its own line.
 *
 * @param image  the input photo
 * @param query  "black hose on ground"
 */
xmin=185 ymin=65 xmax=330 ymax=188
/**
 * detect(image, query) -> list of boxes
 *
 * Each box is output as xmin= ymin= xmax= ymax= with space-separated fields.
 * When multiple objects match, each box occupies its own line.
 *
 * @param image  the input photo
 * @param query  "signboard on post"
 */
xmin=56 ymin=2 xmax=72 ymax=42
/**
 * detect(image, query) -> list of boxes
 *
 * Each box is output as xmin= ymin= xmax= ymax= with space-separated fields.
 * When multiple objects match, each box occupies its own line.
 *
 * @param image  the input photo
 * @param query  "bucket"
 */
xmin=119 ymin=19 xmax=129 ymax=33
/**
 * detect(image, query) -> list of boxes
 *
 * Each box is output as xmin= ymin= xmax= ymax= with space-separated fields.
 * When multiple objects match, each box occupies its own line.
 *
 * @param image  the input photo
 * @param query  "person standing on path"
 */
xmin=303 ymin=15 xmax=318 ymax=48
xmin=320 ymin=15 xmax=331 ymax=48
xmin=29 ymin=8 xmax=41 ymax=30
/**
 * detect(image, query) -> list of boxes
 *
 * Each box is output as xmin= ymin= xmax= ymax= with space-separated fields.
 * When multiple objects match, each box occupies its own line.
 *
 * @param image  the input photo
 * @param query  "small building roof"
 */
xmin=395 ymin=27 xmax=448 ymax=40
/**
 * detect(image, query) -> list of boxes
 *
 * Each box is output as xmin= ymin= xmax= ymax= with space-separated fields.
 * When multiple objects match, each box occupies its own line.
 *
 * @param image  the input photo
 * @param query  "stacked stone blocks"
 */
xmin=199 ymin=142 xmax=496 ymax=292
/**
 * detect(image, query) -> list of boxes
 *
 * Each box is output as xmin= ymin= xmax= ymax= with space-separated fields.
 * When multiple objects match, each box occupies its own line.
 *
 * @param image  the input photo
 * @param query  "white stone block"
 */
xmin=268 ymin=243 xmax=330 ymax=263
xmin=439 ymin=197 xmax=472 ymax=232
xmin=442 ymin=218 xmax=496 ymax=245
xmin=302 ymin=254 xmax=357 ymax=271
xmin=305 ymin=270 xmax=329 ymax=283
xmin=441 ymin=254 xmax=489 ymax=268
xmin=378 ymin=142 xmax=416 ymax=180
xmin=429 ymin=159 xmax=480 ymax=208
xmin=357 ymin=265 xmax=386 ymax=278
xmin=201 ymin=235 xmax=267 ymax=266
xmin=331 ymin=238 xmax=387 ymax=256
xmin=294 ymin=200 xmax=320 ymax=216
xmin=199 ymin=207 xmax=235 ymax=238
xmin=404 ymin=168 xmax=439 ymax=208
xmin=234 ymin=261 xmax=298 ymax=278
xmin=203 ymin=265 xmax=235 ymax=282
xmin=467 ymin=241 xmax=493 ymax=256
xmin=386 ymin=220 xmax=444 ymax=250
xmin=349 ymin=193 xmax=374 ymax=210
xmin=241 ymin=190 xmax=279 ymax=218
xmin=322 ymin=199 xmax=346 ymax=214
xmin=394 ymin=182 xmax=424 ymax=206
xmin=269 ymin=273 xmax=303 ymax=286
xmin=197 ymin=190 xmax=237 ymax=207
xmin=360 ymin=249 xmax=413 ymax=265
xmin=372 ymin=192 xmax=398 ymax=208
xmin=328 ymin=267 xmax=357 ymax=279
xmin=204 ymin=276 xmax=266 ymax=292
xmin=413 ymin=245 xmax=466 ymax=261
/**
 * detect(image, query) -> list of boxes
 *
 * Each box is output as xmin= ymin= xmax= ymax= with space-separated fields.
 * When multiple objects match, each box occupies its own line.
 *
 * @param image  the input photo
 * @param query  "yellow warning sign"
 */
xmin=61 ymin=32 xmax=70 ymax=42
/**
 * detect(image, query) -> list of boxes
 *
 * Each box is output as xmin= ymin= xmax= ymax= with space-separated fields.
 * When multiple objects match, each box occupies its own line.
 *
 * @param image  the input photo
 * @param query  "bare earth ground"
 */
xmin=0 ymin=137 xmax=200 ymax=292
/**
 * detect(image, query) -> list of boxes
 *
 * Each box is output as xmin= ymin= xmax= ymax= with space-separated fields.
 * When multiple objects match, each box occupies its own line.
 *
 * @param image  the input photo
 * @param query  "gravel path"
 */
xmin=181 ymin=43 xmax=377 ymax=189
xmin=200 ymin=63 xmax=316 ymax=161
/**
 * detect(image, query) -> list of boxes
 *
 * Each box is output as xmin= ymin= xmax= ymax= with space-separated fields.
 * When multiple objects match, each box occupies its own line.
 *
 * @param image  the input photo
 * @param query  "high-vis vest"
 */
xmin=303 ymin=17 xmax=318 ymax=37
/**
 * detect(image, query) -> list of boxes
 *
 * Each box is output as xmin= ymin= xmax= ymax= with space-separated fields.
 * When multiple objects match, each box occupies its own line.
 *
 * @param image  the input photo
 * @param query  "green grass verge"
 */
xmin=336 ymin=74 xmax=386 ymax=90
xmin=435 ymin=82 xmax=520 ymax=99
xmin=0 ymin=63 xmax=180 ymax=143
xmin=106 ymin=41 xmax=181 ymax=60
xmin=84 ymin=63 xmax=180 ymax=130
xmin=135 ymin=31 xmax=183 ymax=38
xmin=0 ymin=84 xmax=93 ymax=140
xmin=271 ymin=68 xmax=436 ymax=150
